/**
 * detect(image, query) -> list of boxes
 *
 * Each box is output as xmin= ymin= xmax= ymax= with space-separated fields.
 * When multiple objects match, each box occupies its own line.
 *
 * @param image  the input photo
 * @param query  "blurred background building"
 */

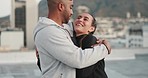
xmin=0 ymin=0 xmax=148 ymax=51
xmin=0 ymin=0 xmax=38 ymax=51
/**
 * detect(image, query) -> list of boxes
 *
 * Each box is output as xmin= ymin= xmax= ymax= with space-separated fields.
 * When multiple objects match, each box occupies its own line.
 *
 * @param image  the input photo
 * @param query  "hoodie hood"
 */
xmin=33 ymin=17 xmax=61 ymax=40
xmin=33 ymin=17 xmax=74 ymax=40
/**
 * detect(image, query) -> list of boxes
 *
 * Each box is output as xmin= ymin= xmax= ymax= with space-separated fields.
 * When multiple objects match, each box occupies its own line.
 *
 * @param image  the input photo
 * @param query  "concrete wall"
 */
xmin=26 ymin=0 xmax=38 ymax=49
xmin=0 ymin=31 xmax=24 ymax=51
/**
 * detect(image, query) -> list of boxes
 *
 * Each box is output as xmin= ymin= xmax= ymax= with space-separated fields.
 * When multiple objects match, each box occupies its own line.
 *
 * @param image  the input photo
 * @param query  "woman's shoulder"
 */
xmin=86 ymin=34 xmax=97 ymax=41
xmin=82 ymin=34 xmax=97 ymax=45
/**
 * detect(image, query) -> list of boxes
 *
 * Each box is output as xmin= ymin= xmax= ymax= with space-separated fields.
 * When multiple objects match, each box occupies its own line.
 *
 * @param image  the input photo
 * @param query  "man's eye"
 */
xmin=70 ymin=7 xmax=72 ymax=9
xmin=70 ymin=5 xmax=73 ymax=9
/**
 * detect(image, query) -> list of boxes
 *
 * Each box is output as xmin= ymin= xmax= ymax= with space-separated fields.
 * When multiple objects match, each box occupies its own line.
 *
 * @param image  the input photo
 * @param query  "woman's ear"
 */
xmin=89 ymin=26 xmax=95 ymax=33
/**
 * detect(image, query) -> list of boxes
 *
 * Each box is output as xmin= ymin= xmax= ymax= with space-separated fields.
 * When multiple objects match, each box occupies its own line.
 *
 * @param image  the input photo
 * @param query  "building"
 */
xmin=10 ymin=0 xmax=38 ymax=50
xmin=26 ymin=0 xmax=38 ymax=49
xmin=126 ymin=23 xmax=143 ymax=48
xmin=94 ymin=17 xmax=116 ymax=39
xmin=0 ymin=30 xmax=24 ymax=51
xmin=15 ymin=0 xmax=26 ymax=29
xmin=143 ymin=23 xmax=148 ymax=47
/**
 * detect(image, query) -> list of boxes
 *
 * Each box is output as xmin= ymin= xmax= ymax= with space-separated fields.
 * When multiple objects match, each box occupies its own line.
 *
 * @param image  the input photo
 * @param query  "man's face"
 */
xmin=62 ymin=0 xmax=73 ymax=24
xmin=74 ymin=13 xmax=95 ymax=35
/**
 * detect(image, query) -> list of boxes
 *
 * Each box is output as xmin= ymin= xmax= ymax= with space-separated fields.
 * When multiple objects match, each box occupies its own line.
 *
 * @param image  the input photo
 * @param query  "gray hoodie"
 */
xmin=33 ymin=17 xmax=108 ymax=78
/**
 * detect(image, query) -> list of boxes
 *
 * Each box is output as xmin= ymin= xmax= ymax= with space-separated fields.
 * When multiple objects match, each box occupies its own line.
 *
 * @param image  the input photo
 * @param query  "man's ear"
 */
xmin=58 ymin=3 xmax=65 ymax=11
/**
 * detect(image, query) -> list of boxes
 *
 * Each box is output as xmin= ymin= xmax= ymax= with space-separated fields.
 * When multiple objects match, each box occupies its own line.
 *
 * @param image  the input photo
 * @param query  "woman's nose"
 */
xmin=78 ymin=18 xmax=83 ymax=22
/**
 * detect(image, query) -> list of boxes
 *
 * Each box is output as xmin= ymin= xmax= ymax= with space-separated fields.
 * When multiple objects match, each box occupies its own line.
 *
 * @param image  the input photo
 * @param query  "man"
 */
xmin=33 ymin=0 xmax=111 ymax=78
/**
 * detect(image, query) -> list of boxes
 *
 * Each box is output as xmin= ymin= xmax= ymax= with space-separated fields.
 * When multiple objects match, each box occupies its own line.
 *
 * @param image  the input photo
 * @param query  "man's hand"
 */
xmin=91 ymin=38 xmax=103 ymax=47
xmin=91 ymin=39 xmax=111 ymax=54
xmin=102 ymin=39 xmax=111 ymax=54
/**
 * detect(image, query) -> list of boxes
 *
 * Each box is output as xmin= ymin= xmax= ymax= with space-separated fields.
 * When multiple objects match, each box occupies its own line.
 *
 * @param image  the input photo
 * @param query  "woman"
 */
xmin=73 ymin=12 xmax=108 ymax=78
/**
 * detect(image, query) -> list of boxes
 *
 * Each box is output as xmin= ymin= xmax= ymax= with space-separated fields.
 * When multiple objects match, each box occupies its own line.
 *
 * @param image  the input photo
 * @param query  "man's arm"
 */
xmin=35 ymin=27 xmax=109 ymax=69
xmin=102 ymin=39 xmax=111 ymax=54
xmin=94 ymin=39 xmax=111 ymax=54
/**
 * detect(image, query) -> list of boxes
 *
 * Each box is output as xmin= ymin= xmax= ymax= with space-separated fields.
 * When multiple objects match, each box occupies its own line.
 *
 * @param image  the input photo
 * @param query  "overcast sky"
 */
xmin=0 ymin=0 xmax=41 ymax=18
xmin=0 ymin=0 xmax=11 ymax=18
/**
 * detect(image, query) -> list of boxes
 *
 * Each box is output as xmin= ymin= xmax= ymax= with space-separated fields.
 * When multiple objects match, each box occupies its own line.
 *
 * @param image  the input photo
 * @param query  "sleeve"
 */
xmin=36 ymin=27 xmax=108 ymax=69
xmin=63 ymin=22 xmax=74 ymax=37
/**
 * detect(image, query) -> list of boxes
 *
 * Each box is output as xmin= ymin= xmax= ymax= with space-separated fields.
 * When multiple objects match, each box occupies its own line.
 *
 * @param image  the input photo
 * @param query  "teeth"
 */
xmin=77 ymin=24 xmax=82 ymax=26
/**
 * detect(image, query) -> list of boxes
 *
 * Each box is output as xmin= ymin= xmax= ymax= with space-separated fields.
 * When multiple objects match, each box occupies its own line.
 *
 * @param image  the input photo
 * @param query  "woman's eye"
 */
xmin=84 ymin=19 xmax=88 ymax=21
xmin=77 ymin=16 xmax=81 ymax=19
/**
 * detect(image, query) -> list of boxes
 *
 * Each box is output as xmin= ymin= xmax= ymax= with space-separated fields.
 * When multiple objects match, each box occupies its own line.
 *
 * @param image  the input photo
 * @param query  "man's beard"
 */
xmin=62 ymin=10 xmax=70 ymax=24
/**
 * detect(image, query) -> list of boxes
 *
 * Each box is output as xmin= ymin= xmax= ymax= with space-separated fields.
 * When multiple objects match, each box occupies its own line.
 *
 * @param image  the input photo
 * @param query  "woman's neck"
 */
xmin=76 ymin=33 xmax=89 ymax=37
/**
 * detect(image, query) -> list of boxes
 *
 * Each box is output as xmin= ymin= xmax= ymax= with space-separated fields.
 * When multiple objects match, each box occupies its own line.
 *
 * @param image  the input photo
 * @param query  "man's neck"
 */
xmin=48 ymin=14 xmax=62 ymax=26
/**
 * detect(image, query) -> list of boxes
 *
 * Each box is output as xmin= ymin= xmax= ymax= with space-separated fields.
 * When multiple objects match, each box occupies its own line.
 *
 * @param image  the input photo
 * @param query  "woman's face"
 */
xmin=74 ymin=13 xmax=95 ymax=36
